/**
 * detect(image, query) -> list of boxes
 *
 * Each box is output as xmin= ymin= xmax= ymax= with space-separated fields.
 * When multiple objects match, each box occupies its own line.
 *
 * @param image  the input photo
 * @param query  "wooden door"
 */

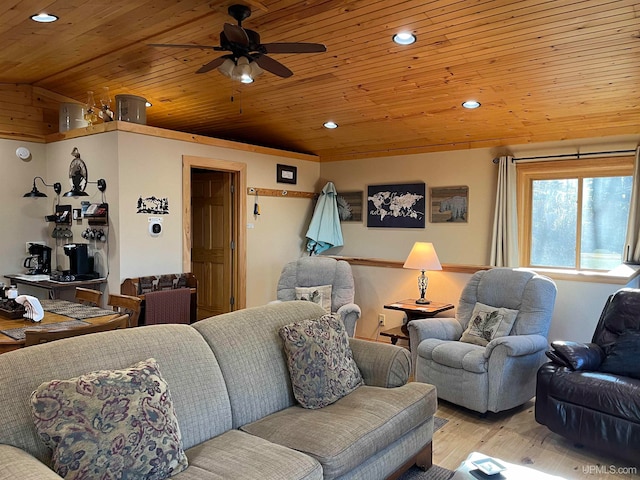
xmin=191 ymin=171 xmax=234 ymax=319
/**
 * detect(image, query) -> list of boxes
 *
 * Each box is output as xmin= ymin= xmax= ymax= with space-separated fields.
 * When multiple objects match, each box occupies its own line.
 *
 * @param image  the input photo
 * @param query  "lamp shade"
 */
xmin=403 ymin=242 xmax=442 ymax=271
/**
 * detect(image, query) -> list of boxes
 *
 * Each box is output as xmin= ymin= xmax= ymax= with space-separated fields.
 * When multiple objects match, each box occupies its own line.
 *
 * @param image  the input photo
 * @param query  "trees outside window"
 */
xmin=518 ymin=157 xmax=633 ymax=271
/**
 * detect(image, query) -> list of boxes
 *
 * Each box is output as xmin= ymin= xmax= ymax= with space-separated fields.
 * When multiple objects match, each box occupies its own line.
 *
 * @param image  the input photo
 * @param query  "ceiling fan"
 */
xmin=150 ymin=4 xmax=326 ymax=83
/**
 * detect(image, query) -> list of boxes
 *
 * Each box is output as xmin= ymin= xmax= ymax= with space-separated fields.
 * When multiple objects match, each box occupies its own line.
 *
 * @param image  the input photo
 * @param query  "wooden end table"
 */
xmin=383 ymin=299 xmax=455 ymax=335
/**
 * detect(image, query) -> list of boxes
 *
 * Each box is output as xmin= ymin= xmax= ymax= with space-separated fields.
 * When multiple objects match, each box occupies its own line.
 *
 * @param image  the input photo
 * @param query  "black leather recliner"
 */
xmin=535 ymin=288 xmax=640 ymax=465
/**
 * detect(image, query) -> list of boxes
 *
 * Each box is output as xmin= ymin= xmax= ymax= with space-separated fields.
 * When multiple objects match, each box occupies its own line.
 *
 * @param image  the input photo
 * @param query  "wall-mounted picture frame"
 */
xmin=277 ymin=164 xmax=297 ymax=184
xmin=367 ymin=182 xmax=426 ymax=228
xmin=430 ymin=185 xmax=468 ymax=223
xmin=336 ymin=191 xmax=363 ymax=222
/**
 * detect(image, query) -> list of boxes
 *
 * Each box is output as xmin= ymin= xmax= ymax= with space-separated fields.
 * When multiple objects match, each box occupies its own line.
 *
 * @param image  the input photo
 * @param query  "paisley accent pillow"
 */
xmin=295 ymin=285 xmax=332 ymax=313
xmin=279 ymin=313 xmax=363 ymax=409
xmin=460 ymin=302 xmax=519 ymax=347
xmin=30 ymin=358 xmax=188 ymax=480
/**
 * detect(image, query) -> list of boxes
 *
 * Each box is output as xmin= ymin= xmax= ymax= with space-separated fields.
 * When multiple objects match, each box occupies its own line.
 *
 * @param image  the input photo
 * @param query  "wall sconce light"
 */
xmin=403 ymin=242 xmax=442 ymax=304
xmin=23 ymin=177 xmax=62 ymax=198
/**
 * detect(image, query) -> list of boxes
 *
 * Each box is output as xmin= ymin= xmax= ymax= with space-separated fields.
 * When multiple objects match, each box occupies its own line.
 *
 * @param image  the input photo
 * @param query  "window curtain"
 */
xmin=623 ymin=147 xmax=640 ymax=264
xmin=490 ymin=155 xmax=519 ymax=267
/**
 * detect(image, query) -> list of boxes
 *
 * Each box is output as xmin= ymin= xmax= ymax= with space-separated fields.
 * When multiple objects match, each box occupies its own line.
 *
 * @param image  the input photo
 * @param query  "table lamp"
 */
xmin=403 ymin=242 xmax=442 ymax=304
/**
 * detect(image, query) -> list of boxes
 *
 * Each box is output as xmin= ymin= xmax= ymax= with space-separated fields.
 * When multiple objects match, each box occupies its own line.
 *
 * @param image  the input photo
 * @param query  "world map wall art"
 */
xmin=367 ymin=183 xmax=426 ymax=228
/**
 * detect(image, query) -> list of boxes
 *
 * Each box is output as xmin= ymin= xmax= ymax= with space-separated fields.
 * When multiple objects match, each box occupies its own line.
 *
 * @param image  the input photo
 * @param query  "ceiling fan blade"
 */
xmin=196 ymin=56 xmax=230 ymax=74
xmin=149 ymin=43 xmax=220 ymax=50
xmin=254 ymin=54 xmax=293 ymax=78
xmin=224 ymin=23 xmax=249 ymax=46
xmin=262 ymin=43 xmax=326 ymax=54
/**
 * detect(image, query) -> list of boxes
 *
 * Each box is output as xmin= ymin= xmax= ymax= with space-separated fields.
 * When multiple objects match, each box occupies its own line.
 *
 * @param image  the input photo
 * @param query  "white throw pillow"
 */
xmin=295 ymin=285 xmax=332 ymax=313
xmin=460 ymin=302 xmax=519 ymax=347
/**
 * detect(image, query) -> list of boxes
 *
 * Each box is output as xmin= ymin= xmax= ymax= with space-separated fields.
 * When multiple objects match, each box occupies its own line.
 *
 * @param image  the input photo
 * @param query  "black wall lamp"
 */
xmin=23 ymin=177 xmax=62 ymax=198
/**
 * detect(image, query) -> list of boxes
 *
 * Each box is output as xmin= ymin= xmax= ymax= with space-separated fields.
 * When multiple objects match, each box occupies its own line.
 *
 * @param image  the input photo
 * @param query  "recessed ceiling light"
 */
xmin=462 ymin=100 xmax=481 ymax=109
xmin=145 ymin=101 xmax=152 ymax=107
xmin=393 ymin=32 xmax=416 ymax=45
xmin=323 ymin=121 xmax=338 ymax=129
xmin=31 ymin=13 xmax=58 ymax=23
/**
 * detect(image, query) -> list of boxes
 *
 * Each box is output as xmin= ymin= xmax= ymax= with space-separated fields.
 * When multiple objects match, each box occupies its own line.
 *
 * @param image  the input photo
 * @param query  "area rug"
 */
xmin=398 ymin=417 xmax=454 ymax=480
xmin=0 ymin=319 xmax=89 ymax=340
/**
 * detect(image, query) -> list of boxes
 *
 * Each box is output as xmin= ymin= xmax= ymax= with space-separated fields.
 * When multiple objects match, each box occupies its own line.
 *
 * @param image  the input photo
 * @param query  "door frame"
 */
xmin=182 ymin=155 xmax=247 ymax=310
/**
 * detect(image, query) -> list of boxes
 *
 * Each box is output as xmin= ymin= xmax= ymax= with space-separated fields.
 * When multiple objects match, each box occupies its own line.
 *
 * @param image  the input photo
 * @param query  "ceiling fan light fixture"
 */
xmin=323 ymin=121 xmax=338 ymax=129
xmin=218 ymin=58 xmax=236 ymax=79
xmin=393 ymin=31 xmax=416 ymax=45
xmin=462 ymin=100 xmax=481 ymax=109
xmin=31 ymin=12 xmax=58 ymax=23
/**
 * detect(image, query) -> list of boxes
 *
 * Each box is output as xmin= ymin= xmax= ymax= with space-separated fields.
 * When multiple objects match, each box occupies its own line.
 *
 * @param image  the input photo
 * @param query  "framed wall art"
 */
xmin=336 ymin=191 xmax=363 ymax=222
xmin=430 ymin=185 xmax=468 ymax=223
xmin=367 ymin=183 xmax=425 ymax=228
xmin=276 ymin=164 xmax=297 ymax=184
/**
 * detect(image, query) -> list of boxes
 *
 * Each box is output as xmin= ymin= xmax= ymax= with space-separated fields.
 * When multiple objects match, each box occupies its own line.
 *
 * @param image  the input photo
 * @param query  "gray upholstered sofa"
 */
xmin=0 ymin=301 xmax=437 ymax=480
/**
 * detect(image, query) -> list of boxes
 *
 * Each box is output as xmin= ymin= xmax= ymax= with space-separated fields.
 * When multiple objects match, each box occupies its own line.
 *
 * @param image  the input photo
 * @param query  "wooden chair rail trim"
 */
xmin=329 ymin=256 xmax=639 ymax=284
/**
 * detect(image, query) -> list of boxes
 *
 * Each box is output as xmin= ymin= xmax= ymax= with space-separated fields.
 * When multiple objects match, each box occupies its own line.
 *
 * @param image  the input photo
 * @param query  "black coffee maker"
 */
xmin=62 ymin=243 xmax=97 ymax=280
xmin=24 ymin=243 xmax=52 ymax=275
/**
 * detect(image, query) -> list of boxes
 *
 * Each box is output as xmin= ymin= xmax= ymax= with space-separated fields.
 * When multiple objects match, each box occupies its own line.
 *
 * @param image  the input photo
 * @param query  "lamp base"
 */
xmin=415 ymin=298 xmax=431 ymax=305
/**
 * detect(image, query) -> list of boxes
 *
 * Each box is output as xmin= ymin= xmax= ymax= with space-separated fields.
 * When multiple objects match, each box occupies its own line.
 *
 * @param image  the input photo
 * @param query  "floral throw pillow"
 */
xmin=279 ymin=313 xmax=363 ymax=409
xmin=30 ymin=358 xmax=188 ymax=480
xmin=295 ymin=285 xmax=332 ymax=313
xmin=460 ymin=302 xmax=519 ymax=347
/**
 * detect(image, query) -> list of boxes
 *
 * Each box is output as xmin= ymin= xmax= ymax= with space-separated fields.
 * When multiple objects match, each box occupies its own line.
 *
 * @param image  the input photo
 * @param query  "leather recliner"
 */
xmin=535 ymin=288 xmax=640 ymax=465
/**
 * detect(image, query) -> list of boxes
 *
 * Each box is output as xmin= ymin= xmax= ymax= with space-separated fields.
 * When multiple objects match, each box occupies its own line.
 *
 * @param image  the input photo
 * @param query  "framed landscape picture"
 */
xmin=430 ymin=185 xmax=468 ymax=223
xmin=367 ymin=183 xmax=426 ymax=228
xmin=336 ymin=191 xmax=363 ymax=222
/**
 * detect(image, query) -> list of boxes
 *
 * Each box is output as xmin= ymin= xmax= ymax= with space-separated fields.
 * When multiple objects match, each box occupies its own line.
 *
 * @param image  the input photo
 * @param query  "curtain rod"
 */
xmin=492 ymin=148 xmax=637 ymax=164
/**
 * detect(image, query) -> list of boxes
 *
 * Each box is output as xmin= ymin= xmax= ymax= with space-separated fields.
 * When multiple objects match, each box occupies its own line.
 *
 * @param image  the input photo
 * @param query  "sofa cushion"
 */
xmin=179 ymin=429 xmax=322 ymax=480
xmin=599 ymin=330 xmax=640 ymax=379
xmin=279 ymin=313 xmax=363 ymax=409
xmin=241 ymin=383 xmax=437 ymax=480
xmin=295 ymin=285 xmax=332 ymax=313
xmin=30 ymin=358 xmax=188 ymax=480
xmin=460 ymin=302 xmax=518 ymax=346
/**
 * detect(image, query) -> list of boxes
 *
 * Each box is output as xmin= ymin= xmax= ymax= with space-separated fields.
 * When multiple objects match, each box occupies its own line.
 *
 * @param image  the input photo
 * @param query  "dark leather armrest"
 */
xmin=547 ymin=340 xmax=604 ymax=371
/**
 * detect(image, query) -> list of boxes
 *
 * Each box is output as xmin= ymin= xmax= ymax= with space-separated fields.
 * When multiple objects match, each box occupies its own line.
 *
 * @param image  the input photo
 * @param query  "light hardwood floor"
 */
xmin=432 ymin=400 xmax=639 ymax=479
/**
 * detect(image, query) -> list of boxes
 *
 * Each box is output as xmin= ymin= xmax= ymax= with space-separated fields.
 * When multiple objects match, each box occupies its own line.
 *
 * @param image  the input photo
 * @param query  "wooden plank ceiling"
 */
xmin=1 ymin=0 xmax=638 ymax=160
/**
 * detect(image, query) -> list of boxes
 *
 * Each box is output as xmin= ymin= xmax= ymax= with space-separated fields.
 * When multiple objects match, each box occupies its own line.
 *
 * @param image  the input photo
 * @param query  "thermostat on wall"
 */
xmin=149 ymin=217 xmax=163 ymax=236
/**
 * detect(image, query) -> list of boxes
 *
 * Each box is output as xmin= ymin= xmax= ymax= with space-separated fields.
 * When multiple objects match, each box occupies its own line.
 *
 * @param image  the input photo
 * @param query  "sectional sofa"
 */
xmin=0 ymin=301 xmax=437 ymax=479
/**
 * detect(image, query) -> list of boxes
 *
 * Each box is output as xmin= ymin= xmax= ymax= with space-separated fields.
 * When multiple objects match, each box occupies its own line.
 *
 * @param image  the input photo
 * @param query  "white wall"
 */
xmin=3 ymin=129 xmax=320 ymax=309
xmin=0 ymin=140 xmax=50 ymax=277
xmin=320 ymin=136 xmax=640 ymax=343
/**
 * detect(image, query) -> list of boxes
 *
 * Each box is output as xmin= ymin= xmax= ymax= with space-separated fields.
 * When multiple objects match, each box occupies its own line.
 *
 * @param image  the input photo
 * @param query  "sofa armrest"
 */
xmin=349 ymin=338 xmax=410 ymax=387
xmin=0 ymin=445 xmax=62 ymax=480
xmin=485 ymin=334 xmax=548 ymax=358
xmin=547 ymin=340 xmax=604 ymax=371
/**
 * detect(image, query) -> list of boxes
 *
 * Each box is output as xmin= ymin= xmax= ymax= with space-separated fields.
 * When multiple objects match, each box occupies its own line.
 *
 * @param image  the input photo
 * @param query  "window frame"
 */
xmin=516 ymin=156 xmax=634 ymax=271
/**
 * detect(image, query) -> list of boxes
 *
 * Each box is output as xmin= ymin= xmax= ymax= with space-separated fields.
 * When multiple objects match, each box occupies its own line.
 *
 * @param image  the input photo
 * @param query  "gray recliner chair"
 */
xmin=276 ymin=256 xmax=361 ymax=336
xmin=409 ymin=267 xmax=557 ymax=413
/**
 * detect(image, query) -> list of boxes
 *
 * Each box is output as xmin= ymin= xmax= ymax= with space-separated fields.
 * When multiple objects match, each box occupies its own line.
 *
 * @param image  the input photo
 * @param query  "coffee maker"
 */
xmin=24 ymin=243 xmax=52 ymax=275
xmin=62 ymin=243 xmax=97 ymax=280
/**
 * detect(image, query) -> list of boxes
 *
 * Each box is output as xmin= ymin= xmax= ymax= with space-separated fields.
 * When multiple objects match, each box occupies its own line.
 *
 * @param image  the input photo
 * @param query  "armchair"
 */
xmin=535 ymin=288 xmax=640 ymax=465
xmin=276 ymin=256 xmax=361 ymax=336
xmin=409 ymin=267 xmax=557 ymax=413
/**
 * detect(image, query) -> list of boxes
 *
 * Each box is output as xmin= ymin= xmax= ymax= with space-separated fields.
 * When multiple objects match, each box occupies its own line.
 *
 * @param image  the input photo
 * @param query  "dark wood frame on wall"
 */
xmin=277 ymin=164 xmax=297 ymax=184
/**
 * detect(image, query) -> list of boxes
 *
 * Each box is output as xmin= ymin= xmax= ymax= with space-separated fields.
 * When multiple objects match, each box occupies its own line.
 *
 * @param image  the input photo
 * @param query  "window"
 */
xmin=517 ymin=157 xmax=634 ymax=271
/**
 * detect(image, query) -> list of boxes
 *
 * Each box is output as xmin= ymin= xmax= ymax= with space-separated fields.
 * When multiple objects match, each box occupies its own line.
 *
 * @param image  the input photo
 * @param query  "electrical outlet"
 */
xmin=378 ymin=314 xmax=386 ymax=326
